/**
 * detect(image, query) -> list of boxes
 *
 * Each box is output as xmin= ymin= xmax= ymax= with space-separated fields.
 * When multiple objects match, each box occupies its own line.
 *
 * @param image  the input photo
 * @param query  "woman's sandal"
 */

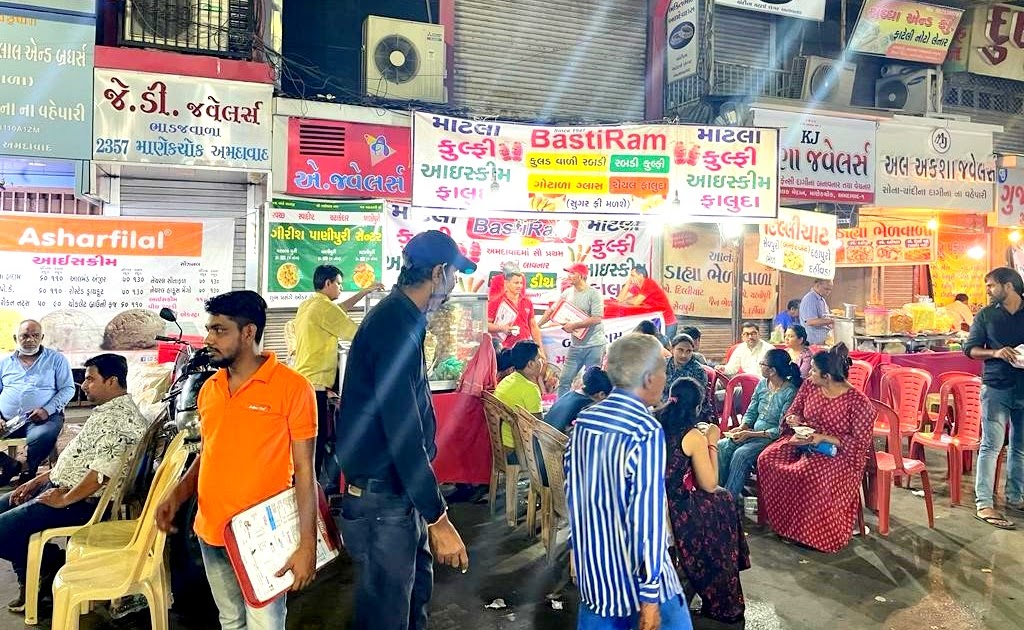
xmin=975 ymin=512 xmax=1016 ymax=530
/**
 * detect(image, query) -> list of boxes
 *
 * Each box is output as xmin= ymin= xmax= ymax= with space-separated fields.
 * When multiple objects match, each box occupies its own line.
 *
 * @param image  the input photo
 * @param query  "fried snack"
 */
xmin=351 ymin=262 xmax=376 ymax=289
xmin=276 ymin=262 xmax=300 ymax=289
xmin=783 ymin=249 xmax=805 ymax=271
xmin=905 ymin=248 xmax=932 ymax=262
xmin=889 ymin=312 xmax=913 ymax=334
xmin=844 ymin=247 xmax=873 ymax=264
xmin=530 ymin=194 xmax=558 ymax=211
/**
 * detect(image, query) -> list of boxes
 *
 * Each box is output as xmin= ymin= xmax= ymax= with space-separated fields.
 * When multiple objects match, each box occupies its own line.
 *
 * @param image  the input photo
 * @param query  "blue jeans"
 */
xmin=4 ymin=412 xmax=64 ymax=476
xmin=336 ymin=487 xmax=432 ymax=630
xmin=558 ymin=345 xmax=606 ymax=397
xmin=0 ymin=481 xmax=95 ymax=582
xmin=717 ymin=436 xmax=772 ymax=500
xmin=975 ymin=385 xmax=1024 ymax=510
xmin=199 ymin=540 xmax=287 ymax=630
xmin=578 ymin=595 xmax=692 ymax=630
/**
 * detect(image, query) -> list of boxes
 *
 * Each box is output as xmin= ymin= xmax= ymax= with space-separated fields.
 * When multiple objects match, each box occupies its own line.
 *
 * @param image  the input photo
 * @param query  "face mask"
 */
xmin=17 ymin=342 xmax=40 ymax=356
xmin=426 ymin=265 xmax=455 ymax=314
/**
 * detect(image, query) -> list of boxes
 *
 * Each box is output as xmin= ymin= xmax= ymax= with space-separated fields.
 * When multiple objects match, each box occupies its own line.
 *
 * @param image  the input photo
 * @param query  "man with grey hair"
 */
xmin=565 ymin=333 xmax=691 ymax=630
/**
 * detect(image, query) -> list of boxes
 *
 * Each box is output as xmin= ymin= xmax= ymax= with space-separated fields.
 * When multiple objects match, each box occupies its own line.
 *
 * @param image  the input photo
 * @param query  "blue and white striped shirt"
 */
xmin=564 ymin=388 xmax=683 ymax=618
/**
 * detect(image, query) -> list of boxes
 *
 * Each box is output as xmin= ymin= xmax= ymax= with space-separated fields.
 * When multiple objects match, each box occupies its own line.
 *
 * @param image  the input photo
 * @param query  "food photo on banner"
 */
xmin=0 ymin=213 xmax=232 ymax=358
xmin=661 ymin=224 xmax=778 ymax=319
xmin=757 ymin=207 xmax=837 ymax=279
xmin=383 ymin=203 xmax=654 ymax=307
xmin=836 ymin=216 xmax=937 ymax=267
xmin=410 ymin=113 xmax=779 ymax=222
xmin=262 ymin=199 xmax=383 ymax=308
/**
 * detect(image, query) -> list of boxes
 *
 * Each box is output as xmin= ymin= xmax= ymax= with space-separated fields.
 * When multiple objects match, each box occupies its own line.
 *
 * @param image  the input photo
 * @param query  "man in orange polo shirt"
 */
xmin=156 ymin=291 xmax=317 ymax=629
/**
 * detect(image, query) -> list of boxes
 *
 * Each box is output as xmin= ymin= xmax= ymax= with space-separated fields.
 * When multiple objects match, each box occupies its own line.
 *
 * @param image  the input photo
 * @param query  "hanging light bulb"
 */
xmin=966 ymin=245 xmax=986 ymax=260
xmin=719 ymin=222 xmax=743 ymax=241
xmin=927 ymin=218 xmax=939 ymax=231
xmin=1010 ymin=230 xmax=1022 ymax=244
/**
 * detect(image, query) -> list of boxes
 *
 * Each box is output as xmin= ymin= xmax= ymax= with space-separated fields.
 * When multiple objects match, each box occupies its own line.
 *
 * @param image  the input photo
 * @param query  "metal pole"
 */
xmin=731 ymin=226 xmax=745 ymax=339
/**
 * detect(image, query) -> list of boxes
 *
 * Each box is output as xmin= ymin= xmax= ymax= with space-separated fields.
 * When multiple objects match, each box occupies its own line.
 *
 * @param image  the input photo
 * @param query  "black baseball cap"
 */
xmin=402 ymin=230 xmax=477 ymax=274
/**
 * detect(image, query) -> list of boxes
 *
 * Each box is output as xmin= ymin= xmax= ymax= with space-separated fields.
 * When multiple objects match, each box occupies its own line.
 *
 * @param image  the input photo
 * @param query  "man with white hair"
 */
xmin=565 ymin=333 xmax=691 ymax=630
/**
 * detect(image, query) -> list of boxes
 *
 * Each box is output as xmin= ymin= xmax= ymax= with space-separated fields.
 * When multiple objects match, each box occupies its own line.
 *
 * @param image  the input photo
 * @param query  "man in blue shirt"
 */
xmin=773 ymin=299 xmax=801 ymax=331
xmin=565 ymin=333 xmax=690 ymax=630
xmin=544 ymin=366 xmax=612 ymax=433
xmin=0 ymin=320 xmax=75 ymax=486
xmin=799 ymin=279 xmax=835 ymax=345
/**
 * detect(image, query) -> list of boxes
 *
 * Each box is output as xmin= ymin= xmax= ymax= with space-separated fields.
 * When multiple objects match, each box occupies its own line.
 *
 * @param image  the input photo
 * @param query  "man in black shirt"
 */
xmin=335 ymin=230 xmax=474 ymax=629
xmin=964 ymin=267 xmax=1024 ymax=529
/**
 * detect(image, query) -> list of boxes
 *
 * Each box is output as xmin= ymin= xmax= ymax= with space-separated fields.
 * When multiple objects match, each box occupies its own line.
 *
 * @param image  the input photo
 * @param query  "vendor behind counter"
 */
xmin=615 ymin=264 xmax=677 ymax=338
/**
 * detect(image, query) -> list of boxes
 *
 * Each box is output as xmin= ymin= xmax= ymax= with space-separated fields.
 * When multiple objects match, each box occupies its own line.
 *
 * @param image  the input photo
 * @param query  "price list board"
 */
xmin=0 ymin=213 xmax=233 ymax=360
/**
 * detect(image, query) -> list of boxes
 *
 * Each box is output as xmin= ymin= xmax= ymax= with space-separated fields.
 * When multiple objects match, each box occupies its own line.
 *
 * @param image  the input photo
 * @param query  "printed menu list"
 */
xmin=0 ymin=214 xmax=233 ymax=358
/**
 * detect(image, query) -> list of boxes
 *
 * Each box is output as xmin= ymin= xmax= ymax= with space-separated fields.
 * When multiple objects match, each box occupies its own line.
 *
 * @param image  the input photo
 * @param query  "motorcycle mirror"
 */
xmin=159 ymin=308 xmax=177 ymax=323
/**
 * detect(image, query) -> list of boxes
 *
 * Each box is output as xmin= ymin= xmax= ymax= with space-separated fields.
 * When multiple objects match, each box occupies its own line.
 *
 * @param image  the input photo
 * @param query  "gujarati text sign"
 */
xmin=758 ymin=207 xmax=836 ymax=279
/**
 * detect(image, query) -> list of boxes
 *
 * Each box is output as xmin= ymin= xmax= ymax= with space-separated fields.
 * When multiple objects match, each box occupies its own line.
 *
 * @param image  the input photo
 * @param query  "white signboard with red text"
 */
xmin=93 ymin=69 xmax=272 ymax=170
xmin=997 ymin=167 xmax=1024 ymax=227
xmin=752 ymin=109 xmax=875 ymax=204
xmin=0 ymin=213 xmax=232 ymax=361
xmin=757 ymin=207 xmax=837 ymax=279
xmin=412 ymin=113 xmax=779 ymax=221
xmin=384 ymin=204 xmax=654 ymax=308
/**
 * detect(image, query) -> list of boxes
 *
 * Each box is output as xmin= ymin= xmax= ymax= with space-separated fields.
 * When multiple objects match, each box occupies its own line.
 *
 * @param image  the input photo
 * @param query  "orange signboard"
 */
xmin=0 ymin=215 xmax=203 ymax=257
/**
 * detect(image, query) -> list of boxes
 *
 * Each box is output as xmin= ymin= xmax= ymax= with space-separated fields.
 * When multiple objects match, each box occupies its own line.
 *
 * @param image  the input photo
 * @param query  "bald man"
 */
xmin=0 ymin=321 xmax=75 ymax=486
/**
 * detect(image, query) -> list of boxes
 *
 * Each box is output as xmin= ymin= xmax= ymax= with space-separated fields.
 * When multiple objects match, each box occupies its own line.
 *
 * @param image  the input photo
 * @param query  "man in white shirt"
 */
xmin=947 ymin=293 xmax=975 ymax=331
xmin=723 ymin=323 xmax=773 ymax=376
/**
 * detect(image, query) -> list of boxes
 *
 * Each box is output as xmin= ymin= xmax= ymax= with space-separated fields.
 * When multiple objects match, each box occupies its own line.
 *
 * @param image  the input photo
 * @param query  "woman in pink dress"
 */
xmin=756 ymin=343 xmax=874 ymax=553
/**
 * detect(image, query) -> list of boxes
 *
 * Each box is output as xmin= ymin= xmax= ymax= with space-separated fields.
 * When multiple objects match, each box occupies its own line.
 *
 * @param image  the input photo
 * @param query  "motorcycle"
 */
xmin=155 ymin=307 xmax=216 ymax=450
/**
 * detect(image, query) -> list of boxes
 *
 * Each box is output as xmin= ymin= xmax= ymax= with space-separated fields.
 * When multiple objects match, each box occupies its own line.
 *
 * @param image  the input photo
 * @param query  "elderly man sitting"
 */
xmin=0 ymin=353 xmax=148 ymax=613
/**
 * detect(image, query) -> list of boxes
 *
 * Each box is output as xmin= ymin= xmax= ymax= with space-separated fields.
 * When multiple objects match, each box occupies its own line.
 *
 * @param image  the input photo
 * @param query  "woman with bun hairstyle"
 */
xmin=756 ymin=343 xmax=875 ymax=553
xmin=493 ymin=340 xmax=544 ymax=451
xmin=717 ymin=349 xmax=801 ymax=501
xmin=660 ymin=377 xmax=750 ymax=623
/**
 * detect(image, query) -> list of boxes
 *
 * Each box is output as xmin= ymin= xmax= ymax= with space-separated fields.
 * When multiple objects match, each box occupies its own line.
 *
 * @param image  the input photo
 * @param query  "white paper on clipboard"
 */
xmin=548 ymin=298 xmax=590 ymax=340
xmin=227 ymin=487 xmax=339 ymax=604
xmin=493 ymin=299 xmax=518 ymax=342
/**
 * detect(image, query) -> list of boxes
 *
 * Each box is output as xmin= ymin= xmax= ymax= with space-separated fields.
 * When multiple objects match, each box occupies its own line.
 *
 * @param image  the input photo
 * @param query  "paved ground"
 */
xmin=3 ymin=414 xmax=1024 ymax=629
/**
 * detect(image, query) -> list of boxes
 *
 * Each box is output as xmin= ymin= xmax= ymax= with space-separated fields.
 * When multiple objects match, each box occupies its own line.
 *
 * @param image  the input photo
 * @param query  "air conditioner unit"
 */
xmin=363 ymin=16 xmax=446 ymax=103
xmin=125 ymin=0 xmax=230 ymax=52
xmin=799 ymin=56 xmax=856 ymax=106
xmin=875 ymin=65 xmax=940 ymax=114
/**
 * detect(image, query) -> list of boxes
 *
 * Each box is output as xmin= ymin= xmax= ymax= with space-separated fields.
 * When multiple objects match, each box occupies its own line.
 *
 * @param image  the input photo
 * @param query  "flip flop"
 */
xmin=975 ymin=513 xmax=1016 ymax=530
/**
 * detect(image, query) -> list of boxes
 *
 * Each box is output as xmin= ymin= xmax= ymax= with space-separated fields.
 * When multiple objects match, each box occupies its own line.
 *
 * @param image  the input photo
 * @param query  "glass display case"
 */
xmin=360 ymin=291 xmax=488 ymax=391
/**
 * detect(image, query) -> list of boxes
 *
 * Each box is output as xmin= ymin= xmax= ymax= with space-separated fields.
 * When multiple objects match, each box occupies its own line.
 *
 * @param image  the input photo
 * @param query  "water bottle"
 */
xmin=799 ymin=442 xmax=838 ymax=457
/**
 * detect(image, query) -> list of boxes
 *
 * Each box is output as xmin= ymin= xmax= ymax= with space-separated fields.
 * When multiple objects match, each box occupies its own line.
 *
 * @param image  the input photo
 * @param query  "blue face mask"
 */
xmin=426 ymin=265 xmax=455 ymax=314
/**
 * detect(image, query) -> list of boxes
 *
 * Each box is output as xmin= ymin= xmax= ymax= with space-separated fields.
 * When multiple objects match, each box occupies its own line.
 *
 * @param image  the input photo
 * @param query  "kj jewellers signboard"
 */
xmin=0 ymin=7 xmax=95 ymax=160
xmin=715 ymin=0 xmax=825 ymax=22
xmin=285 ymin=118 xmax=411 ymax=199
xmin=752 ymin=109 xmax=875 ymax=204
xmin=874 ymin=118 xmax=996 ymax=212
xmin=93 ymin=69 xmax=272 ymax=170
xmin=412 ymin=113 xmax=779 ymax=221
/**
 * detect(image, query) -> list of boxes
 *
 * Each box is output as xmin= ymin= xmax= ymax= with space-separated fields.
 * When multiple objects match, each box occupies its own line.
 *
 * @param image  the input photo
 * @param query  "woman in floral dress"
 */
xmin=756 ymin=343 xmax=875 ymax=553
xmin=664 ymin=333 xmax=713 ymax=421
xmin=661 ymin=377 xmax=750 ymax=623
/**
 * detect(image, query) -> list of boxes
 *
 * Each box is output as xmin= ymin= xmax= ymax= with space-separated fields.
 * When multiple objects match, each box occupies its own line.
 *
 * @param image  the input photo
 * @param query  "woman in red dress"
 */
xmin=487 ymin=266 xmax=544 ymax=355
xmin=756 ymin=343 xmax=874 ymax=553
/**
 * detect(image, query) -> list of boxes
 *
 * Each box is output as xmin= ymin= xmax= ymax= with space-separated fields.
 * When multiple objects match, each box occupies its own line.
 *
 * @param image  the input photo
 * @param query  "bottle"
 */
xmin=807 ymin=442 xmax=838 ymax=457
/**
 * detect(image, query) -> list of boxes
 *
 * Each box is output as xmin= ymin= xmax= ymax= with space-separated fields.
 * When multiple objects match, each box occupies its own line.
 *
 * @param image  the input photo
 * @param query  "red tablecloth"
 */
xmin=430 ymin=391 xmax=492 ymax=485
xmin=850 ymin=351 xmax=980 ymax=399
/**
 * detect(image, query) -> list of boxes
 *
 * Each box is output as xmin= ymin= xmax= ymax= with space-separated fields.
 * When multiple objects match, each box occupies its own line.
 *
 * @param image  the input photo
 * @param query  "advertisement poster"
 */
xmin=964 ymin=4 xmax=1024 ymax=82
xmin=752 ymin=109 xmax=875 ymax=204
xmin=384 ymin=204 xmax=654 ymax=308
xmin=542 ymin=312 xmax=665 ymax=371
xmin=874 ymin=120 xmax=996 ymax=213
xmin=997 ymin=167 xmax=1024 ymax=227
xmin=0 ymin=8 xmax=94 ymax=160
xmin=849 ymin=0 xmax=962 ymax=64
xmin=285 ymin=118 xmax=411 ymax=198
xmin=715 ymin=0 xmax=826 ymax=21
xmin=942 ymin=16 xmax=971 ymax=73
xmin=666 ymin=0 xmax=699 ymax=83
xmin=662 ymin=225 xmax=778 ymax=319
xmin=932 ymin=230 xmax=987 ymax=307
xmin=263 ymin=199 xmax=383 ymax=308
xmin=0 ymin=213 xmax=232 ymax=359
xmin=93 ymin=69 xmax=272 ymax=170
xmin=836 ymin=217 xmax=936 ymax=267
xmin=758 ymin=207 xmax=837 ymax=279
xmin=412 ymin=113 xmax=779 ymax=222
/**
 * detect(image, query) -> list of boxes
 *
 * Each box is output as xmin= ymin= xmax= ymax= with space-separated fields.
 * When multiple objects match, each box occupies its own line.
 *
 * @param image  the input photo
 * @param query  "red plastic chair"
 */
xmin=847 ymin=360 xmax=873 ymax=394
xmin=875 ymin=367 xmax=933 ymax=453
xmin=909 ymin=376 xmax=982 ymax=506
xmin=925 ymin=371 xmax=977 ymax=434
xmin=720 ymin=373 xmax=760 ymax=431
xmin=873 ymin=400 xmax=935 ymax=536
xmin=722 ymin=343 xmax=741 ymax=365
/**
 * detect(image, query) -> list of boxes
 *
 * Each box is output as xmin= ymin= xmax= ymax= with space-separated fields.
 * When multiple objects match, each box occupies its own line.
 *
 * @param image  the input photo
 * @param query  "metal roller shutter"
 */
xmin=880 ymin=266 xmax=915 ymax=309
xmin=451 ymin=0 xmax=647 ymax=122
xmin=713 ymin=5 xmax=775 ymax=68
xmin=263 ymin=309 xmax=367 ymax=370
xmin=118 ymin=173 xmax=250 ymax=291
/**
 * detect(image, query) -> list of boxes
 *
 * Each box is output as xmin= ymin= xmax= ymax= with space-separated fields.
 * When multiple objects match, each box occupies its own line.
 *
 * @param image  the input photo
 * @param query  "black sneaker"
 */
xmin=8 ymin=584 xmax=25 ymax=613
xmin=0 ymin=460 xmax=22 ymax=488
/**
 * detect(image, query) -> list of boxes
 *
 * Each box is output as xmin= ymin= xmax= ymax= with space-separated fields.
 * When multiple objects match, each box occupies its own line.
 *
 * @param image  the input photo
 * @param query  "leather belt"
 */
xmin=346 ymin=478 xmax=402 ymax=496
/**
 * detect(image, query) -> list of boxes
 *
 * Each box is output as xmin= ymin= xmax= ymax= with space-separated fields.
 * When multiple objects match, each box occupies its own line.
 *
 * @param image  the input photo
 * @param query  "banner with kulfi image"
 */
xmin=0 ymin=213 xmax=232 ymax=361
xmin=263 ymin=199 xmax=383 ymax=308
xmin=757 ymin=207 xmax=837 ymax=279
xmin=661 ymin=225 xmax=778 ymax=319
xmin=383 ymin=204 xmax=654 ymax=308
xmin=411 ymin=113 xmax=779 ymax=221
xmin=836 ymin=217 xmax=937 ymax=267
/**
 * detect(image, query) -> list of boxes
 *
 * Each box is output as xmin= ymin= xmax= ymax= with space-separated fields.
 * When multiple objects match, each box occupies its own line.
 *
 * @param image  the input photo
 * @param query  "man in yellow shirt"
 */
xmin=293 ymin=264 xmax=382 ymax=492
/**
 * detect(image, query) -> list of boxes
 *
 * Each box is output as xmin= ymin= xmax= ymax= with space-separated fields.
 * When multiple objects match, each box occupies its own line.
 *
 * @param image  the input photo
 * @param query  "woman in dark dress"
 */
xmin=660 ymin=377 xmax=751 ymax=623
